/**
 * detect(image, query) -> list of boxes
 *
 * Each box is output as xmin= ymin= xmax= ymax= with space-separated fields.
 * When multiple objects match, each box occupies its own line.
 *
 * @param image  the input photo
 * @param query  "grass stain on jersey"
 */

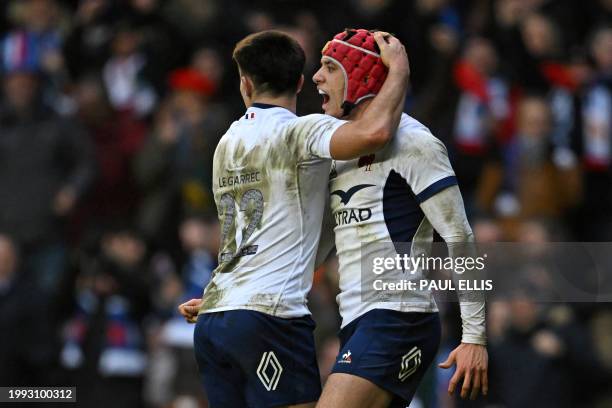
xmin=200 ymin=281 xmax=224 ymax=311
xmin=247 ymin=293 xmax=279 ymax=314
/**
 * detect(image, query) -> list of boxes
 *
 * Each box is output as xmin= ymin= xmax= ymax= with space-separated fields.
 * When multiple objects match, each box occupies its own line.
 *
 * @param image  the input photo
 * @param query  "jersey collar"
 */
xmin=251 ymin=102 xmax=283 ymax=109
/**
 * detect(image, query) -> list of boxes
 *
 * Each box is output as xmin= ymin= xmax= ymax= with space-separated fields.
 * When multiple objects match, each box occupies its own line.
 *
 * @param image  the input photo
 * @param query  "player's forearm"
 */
xmin=446 ymin=236 xmax=487 ymax=345
xmin=358 ymin=66 xmax=409 ymax=148
xmin=420 ymin=187 xmax=487 ymax=345
xmin=331 ymin=66 xmax=409 ymax=160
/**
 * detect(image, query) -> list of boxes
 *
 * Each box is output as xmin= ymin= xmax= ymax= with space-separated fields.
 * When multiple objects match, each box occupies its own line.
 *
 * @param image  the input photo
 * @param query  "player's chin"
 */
xmin=323 ymin=104 xmax=342 ymax=118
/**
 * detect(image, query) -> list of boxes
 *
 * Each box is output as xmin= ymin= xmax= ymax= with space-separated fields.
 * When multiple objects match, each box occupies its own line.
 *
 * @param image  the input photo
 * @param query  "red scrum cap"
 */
xmin=321 ymin=28 xmax=388 ymax=115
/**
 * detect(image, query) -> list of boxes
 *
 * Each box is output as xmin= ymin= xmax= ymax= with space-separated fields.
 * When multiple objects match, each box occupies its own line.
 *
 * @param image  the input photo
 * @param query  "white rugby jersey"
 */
xmin=198 ymin=103 xmax=346 ymax=318
xmin=328 ymin=113 xmax=457 ymax=328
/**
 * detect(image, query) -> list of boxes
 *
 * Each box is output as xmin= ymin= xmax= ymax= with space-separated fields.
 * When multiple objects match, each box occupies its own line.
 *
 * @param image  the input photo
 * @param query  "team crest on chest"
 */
xmin=358 ymin=154 xmax=375 ymax=171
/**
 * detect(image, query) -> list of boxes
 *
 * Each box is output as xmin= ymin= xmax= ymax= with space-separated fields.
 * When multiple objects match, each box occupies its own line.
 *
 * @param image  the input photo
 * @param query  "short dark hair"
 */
xmin=233 ymin=30 xmax=305 ymax=96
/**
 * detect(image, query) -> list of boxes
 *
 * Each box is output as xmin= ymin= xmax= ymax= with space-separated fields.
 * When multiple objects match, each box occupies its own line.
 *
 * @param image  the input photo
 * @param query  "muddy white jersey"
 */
xmin=328 ymin=114 xmax=457 ymax=328
xmin=199 ymin=103 xmax=346 ymax=318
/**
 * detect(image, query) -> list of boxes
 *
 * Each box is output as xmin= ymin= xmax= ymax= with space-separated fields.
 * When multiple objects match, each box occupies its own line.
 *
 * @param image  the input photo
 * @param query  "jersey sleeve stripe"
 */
xmin=415 ymin=176 xmax=457 ymax=203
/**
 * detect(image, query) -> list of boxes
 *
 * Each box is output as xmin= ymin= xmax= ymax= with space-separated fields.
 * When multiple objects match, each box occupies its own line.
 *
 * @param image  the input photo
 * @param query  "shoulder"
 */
xmin=285 ymin=113 xmax=340 ymax=132
xmin=214 ymin=119 xmax=241 ymax=154
xmin=393 ymin=114 xmax=448 ymax=157
xmin=282 ymin=113 xmax=344 ymax=149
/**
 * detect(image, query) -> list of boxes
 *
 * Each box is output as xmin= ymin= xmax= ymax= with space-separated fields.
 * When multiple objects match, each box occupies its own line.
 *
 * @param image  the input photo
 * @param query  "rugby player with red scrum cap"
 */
xmin=178 ymin=30 xmax=410 ymax=407
xmin=313 ymin=29 xmax=488 ymax=408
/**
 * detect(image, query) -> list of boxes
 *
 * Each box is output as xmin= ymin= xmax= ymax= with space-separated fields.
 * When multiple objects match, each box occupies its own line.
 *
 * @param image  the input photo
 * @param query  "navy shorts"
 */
xmin=194 ymin=310 xmax=321 ymax=407
xmin=331 ymin=309 xmax=441 ymax=408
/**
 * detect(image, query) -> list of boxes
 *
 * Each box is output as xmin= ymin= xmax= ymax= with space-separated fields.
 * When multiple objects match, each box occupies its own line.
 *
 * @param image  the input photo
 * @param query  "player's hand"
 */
xmin=373 ymin=32 xmax=410 ymax=76
xmin=178 ymin=298 xmax=202 ymax=324
xmin=438 ymin=343 xmax=488 ymax=400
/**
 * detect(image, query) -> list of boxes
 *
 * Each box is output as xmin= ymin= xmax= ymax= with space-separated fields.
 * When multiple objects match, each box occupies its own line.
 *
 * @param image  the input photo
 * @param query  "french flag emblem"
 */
xmin=244 ymin=112 xmax=255 ymax=120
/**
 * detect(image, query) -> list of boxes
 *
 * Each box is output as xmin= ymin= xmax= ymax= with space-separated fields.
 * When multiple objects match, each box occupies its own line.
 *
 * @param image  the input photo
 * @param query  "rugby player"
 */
xmin=178 ymin=30 xmax=410 ymax=407
xmin=312 ymin=29 xmax=488 ymax=408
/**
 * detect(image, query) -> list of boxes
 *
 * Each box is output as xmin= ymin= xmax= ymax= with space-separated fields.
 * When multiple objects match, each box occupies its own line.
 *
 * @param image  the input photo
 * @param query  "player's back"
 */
xmin=199 ymin=103 xmax=344 ymax=318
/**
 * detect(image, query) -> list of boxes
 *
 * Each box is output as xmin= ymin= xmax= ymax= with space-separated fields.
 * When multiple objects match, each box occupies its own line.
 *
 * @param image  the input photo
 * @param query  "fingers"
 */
xmin=482 ymin=368 xmax=489 ymax=396
xmin=179 ymin=305 xmax=200 ymax=324
xmin=185 ymin=305 xmax=200 ymax=314
xmin=460 ymin=368 xmax=472 ymax=399
xmin=180 ymin=305 xmax=196 ymax=315
xmin=374 ymin=31 xmax=402 ymax=51
xmin=373 ymin=31 xmax=409 ymax=74
xmin=178 ymin=298 xmax=202 ymax=320
xmin=444 ymin=344 xmax=488 ymax=399
xmin=438 ymin=351 xmax=455 ymax=369
xmin=448 ymin=368 xmax=461 ymax=395
xmin=373 ymin=32 xmax=390 ymax=50
xmin=178 ymin=304 xmax=187 ymax=316
xmin=470 ymin=368 xmax=481 ymax=400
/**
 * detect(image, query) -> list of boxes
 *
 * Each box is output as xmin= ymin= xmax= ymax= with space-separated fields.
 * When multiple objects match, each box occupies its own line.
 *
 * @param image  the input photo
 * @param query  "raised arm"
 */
xmin=329 ymin=32 xmax=410 ymax=160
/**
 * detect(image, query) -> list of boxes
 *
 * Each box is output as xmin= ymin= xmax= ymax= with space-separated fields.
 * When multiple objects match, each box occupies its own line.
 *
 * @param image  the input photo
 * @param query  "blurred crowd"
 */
xmin=0 ymin=0 xmax=611 ymax=407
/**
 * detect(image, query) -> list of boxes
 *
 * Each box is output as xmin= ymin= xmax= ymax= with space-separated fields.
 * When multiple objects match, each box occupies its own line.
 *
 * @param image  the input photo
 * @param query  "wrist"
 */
xmin=461 ymin=334 xmax=487 ymax=346
xmin=388 ymin=62 xmax=410 ymax=78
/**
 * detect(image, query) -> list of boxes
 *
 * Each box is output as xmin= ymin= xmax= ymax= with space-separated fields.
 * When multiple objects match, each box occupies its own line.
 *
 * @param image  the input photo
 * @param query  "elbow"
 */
xmin=443 ymin=230 xmax=474 ymax=244
xmin=441 ymin=221 xmax=474 ymax=243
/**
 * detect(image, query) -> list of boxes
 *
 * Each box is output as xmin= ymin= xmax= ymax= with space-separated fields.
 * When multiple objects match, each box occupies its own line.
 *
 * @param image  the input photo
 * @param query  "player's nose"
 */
xmin=312 ymin=67 xmax=324 ymax=84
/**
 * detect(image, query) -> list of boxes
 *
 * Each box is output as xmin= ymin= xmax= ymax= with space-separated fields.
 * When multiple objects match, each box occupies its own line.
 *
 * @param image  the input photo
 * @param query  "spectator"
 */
xmin=122 ymin=0 xmax=186 ymax=95
xmin=488 ymin=290 xmax=609 ymax=408
xmin=63 ymin=0 xmax=116 ymax=79
xmin=162 ymin=0 xmax=223 ymax=44
xmin=145 ymin=216 xmax=218 ymax=407
xmin=496 ymin=95 xmax=581 ymax=219
xmin=70 ymin=74 xmax=147 ymax=240
xmin=576 ymin=25 xmax=612 ymax=240
xmin=0 ymin=234 xmax=57 ymax=386
xmin=449 ymin=37 xmax=510 ymax=213
xmin=60 ymin=226 xmax=150 ymax=408
xmin=0 ymin=48 xmax=94 ymax=300
xmin=135 ymin=68 xmax=226 ymax=248
xmin=102 ymin=21 xmax=157 ymax=117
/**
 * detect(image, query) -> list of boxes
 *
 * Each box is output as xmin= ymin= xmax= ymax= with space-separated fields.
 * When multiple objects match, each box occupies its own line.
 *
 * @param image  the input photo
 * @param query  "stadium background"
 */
xmin=0 ymin=0 xmax=611 ymax=407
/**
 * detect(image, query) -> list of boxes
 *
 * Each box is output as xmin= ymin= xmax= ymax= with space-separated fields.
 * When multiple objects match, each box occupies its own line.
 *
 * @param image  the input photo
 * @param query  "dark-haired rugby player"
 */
xmin=179 ymin=30 xmax=410 ymax=408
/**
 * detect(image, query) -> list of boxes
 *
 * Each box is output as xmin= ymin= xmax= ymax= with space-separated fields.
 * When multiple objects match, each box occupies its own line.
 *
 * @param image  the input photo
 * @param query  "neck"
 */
xmin=249 ymin=94 xmax=297 ymax=113
xmin=345 ymin=98 xmax=372 ymax=120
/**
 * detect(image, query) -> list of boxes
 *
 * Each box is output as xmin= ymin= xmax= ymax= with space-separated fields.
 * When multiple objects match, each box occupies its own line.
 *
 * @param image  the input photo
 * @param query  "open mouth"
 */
xmin=318 ymin=89 xmax=330 ymax=109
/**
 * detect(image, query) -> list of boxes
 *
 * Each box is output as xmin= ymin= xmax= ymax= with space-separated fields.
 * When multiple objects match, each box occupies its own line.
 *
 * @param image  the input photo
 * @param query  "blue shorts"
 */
xmin=332 ymin=309 xmax=441 ymax=408
xmin=194 ymin=310 xmax=321 ymax=407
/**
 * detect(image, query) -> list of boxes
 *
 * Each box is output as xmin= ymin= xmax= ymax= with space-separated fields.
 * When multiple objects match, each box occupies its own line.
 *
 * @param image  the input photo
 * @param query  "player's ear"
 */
xmin=240 ymin=75 xmax=253 ymax=98
xmin=296 ymin=74 xmax=305 ymax=95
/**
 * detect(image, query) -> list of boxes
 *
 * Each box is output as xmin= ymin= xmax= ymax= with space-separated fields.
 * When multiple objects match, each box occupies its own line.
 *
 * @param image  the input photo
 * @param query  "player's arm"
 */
xmin=329 ymin=32 xmax=410 ymax=160
xmin=397 ymin=132 xmax=487 ymax=399
xmin=420 ymin=187 xmax=486 ymax=346
xmin=419 ymin=187 xmax=488 ymax=400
